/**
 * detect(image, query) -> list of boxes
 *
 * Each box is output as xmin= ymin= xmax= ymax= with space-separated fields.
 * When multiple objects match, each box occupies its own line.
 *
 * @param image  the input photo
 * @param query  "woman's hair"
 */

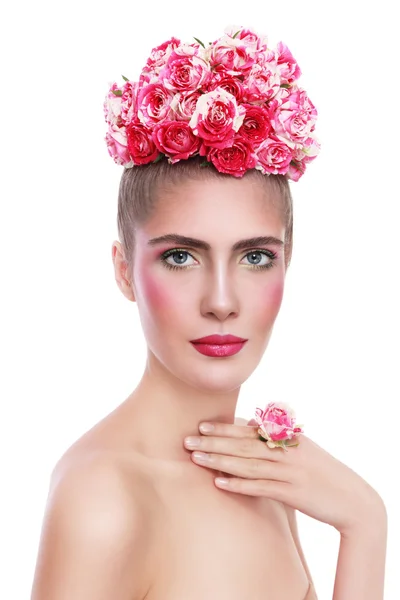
xmin=117 ymin=156 xmax=293 ymax=281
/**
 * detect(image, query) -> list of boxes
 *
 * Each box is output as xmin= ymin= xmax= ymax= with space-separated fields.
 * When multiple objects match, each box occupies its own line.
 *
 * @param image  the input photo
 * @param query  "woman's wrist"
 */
xmin=337 ymin=490 xmax=387 ymax=539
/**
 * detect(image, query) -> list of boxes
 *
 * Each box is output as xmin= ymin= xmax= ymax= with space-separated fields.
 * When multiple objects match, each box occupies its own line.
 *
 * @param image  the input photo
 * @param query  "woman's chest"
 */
xmin=143 ymin=475 xmax=310 ymax=600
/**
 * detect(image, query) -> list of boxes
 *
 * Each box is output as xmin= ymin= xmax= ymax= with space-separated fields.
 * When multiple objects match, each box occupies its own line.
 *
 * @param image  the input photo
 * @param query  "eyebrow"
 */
xmin=147 ymin=233 xmax=284 ymax=251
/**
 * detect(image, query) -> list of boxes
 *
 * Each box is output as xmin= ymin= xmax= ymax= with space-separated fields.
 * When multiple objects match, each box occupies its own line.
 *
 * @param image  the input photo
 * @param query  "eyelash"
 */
xmin=160 ymin=248 xmax=278 ymax=271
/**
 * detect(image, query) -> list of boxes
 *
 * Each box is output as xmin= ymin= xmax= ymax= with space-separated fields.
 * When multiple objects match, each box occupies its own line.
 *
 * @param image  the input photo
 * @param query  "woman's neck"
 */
xmin=120 ymin=352 xmax=241 ymax=465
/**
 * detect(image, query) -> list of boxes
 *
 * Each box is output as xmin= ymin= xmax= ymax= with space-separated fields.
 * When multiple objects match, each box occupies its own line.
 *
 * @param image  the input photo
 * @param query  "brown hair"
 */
xmin=117 ymin=156 xmax=293 ymax=281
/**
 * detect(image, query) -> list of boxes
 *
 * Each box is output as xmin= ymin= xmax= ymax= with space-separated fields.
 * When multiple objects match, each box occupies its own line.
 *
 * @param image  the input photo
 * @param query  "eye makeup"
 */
xmin=159 ymin=248 xmax=278 ymax=272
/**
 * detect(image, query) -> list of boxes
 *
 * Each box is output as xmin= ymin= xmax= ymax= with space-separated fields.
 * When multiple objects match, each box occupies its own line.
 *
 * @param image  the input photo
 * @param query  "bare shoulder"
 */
xmin=31 ymin=452 xmax=155 ymax=600
xmin=282 ymin=504 xmax=314 ymax=587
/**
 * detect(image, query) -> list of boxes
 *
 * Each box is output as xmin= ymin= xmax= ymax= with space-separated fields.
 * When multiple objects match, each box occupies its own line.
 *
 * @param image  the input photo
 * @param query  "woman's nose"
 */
xmin=199 ymin=263 xmax=240 ymax=321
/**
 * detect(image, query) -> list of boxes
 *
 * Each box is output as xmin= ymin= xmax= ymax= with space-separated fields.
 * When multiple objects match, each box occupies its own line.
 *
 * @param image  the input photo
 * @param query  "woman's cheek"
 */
xmin=139 ymin=271 xmax=173 ymax=312
xmin=260 ymin=279 xmax=285 ymax=320
xmin=137 ymin=268 xmax=190 ymax=324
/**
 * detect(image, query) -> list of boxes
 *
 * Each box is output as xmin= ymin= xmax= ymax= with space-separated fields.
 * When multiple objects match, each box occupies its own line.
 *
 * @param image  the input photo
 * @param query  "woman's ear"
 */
xmin=111 ymin=241 xmax=136 ymax=302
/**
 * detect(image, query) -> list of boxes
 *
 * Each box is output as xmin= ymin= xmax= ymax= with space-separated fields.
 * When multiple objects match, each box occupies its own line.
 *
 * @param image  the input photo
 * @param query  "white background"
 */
xmin=1 ymin=0 xmax=399 ymax=598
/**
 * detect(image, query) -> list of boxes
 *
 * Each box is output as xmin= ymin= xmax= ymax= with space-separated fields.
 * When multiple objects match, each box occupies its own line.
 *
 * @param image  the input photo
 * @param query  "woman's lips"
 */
xmin=190 ymin=334 xmax=247 ymax=344
xmin=190 ymin=335 xmax=248 ymax=357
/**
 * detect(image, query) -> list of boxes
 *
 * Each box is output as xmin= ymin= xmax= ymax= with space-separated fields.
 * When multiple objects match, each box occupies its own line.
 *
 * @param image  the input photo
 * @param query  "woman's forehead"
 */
xmin=147 ymin=176 xmax=286 ymax=230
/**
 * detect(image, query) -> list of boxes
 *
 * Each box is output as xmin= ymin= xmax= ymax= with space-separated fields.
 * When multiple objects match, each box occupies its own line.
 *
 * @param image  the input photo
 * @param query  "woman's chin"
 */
xmin=182 ymin=369 xmax=255 ymax=394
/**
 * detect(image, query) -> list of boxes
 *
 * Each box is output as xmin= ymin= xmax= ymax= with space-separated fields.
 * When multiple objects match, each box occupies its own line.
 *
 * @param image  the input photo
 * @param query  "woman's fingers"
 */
xmin=187 ymin=427 xmax=301 ymax=462
xmin=191 ymin=434 xmax=285 ymax=461
xmin=215 ymin=475 xmax=293 ymax=500
xmin=200 ymin=421 xmax=260 ymax=439
xmin=191 ymin=451 xmax=294 ymax=482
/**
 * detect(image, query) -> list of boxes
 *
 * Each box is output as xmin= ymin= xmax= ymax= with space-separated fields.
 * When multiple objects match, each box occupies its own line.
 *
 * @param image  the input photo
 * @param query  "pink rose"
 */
xmin=270 ymin=87 xmax=318 ymax=148
xmin=153 ymin=121 xmax=200 ymax=162
xmin=139 ymin=37 xmax=181 ymax=86
xmin=275 ymin=41 xmax=301 ymax=85
xmin=255 ymin=137 xmax=293 ymax=175
xmin=293 ymin=135 xmax=321 ymax=162
xmin=126 ymin=120 xmax=160 ymax=165
xmin=286 ymin=161 xmax=304 ymax=182
xmin=120 ymin=80 xmax=139 ymax=126
xmin=104 ymin=85 xmax=132 ymax=165
xmin=209 ymin=34 xmax=256 ymax=76
xmin=253 ymin=49 xmax=270 ymax=70
xmin=204 ymin=136 xmax=256 ymax=178
xmin=269 ymin=85 xmax=292 ymax=106
xmin=206 ymin=73 xmax=245 ymax=102
xmin=105 ymin=128 xmax=132 ymax=166
xmin=224 ymin=25 xmax=268 ymax=54
xmin=104 ymin=27 xmax=319 ymax=181
xmin=189 ymin=88 xmax=246 ymax=149
xmin=243 ymin=63 xmax=281 ymax=103
xmin=137 ymin=83 xmax=174 ymax=126
xmin=170 ymin=90 xmax=202 ymax=121
xmin=286 ymin=138 xmax=320 ymax=181
xmin=160 ymin=46 xmax=211 ymax=92
xmin=237 ymin=104 xmax=271 ymax=145
xmin=104 ymin=83 xmax=123 ymax=127
xmin=254 ymin=401 xmax=304 ymax=449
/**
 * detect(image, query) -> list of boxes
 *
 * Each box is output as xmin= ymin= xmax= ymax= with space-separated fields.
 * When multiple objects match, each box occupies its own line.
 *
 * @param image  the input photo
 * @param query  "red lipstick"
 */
xmin=190 ymin=334 xmax=248 ymax=357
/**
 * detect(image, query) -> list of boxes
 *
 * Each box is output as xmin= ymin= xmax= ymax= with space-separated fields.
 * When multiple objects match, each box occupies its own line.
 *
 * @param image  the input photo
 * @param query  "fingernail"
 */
xmin=199 ymin=422 xmax=214 ymax=433
xmin=215 ymin=477 xmax=229 ymax=486
xmin=193 ymin=452 xmax=210 ymax=462
xmin=184 ymin=436 xmax=201 ymax=448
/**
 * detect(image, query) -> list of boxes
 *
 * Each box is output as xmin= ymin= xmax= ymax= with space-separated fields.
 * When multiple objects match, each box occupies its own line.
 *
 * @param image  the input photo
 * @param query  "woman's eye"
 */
xmin=241 ymin=251 xmax=274 ymax=268
xmin=162 ymin=250 xmax=196 ymax=269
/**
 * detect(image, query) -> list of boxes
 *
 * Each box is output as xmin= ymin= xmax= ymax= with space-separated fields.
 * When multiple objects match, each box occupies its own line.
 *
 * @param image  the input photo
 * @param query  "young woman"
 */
xmin=30 ymin=27 xmax=387 ymax=600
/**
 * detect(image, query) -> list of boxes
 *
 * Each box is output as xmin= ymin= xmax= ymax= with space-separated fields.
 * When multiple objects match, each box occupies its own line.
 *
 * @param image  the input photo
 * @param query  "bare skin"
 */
xmin=45 ymin=401 xmax=314 ymax=600
xmin=31 ymin=175 xmax=386 ymax=599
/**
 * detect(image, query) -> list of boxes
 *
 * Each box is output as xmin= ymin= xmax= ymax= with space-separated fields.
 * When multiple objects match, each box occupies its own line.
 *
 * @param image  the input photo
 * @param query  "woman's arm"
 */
xmin=200 ymin=419 xmax=388 ymax=597
xmin=333 ymin=507 xmax=388 ymax=600
xmin=30 ymin=456 xmax=152 ymax=600
xmin=285 ymin=503 xmax=388 ymax=599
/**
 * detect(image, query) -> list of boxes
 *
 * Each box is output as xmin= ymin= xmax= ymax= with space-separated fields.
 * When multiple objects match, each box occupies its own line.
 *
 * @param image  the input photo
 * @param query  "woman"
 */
xmin=30 ymin=27 xmax=387 ymax=600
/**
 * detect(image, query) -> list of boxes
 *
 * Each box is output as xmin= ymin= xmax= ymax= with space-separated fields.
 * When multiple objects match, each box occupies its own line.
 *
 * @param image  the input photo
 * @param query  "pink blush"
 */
xmin=139 ymin=269 xmax=173 ymax=311
xmin=263 ymin=280 xmax=284 ymax=310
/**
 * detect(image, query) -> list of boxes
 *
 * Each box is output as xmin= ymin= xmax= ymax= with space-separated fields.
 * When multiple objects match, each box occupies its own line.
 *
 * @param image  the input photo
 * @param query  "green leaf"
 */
xmin=232 ymin=30 xmax=241 ymax=39
xmin=193 ymin=36 xmax=205 ymax=49
xmin=112 ymin=89 xmax=123 ymax=97
xmin=280 ymin=84 xmax=290 ymax=89
xmin=152 ymin=153 xmax=164 ymax=164
xmin=199 ymin=160 xmax=210 ymax=167
xmin=122 ymin=75 xmax=129 ymax=82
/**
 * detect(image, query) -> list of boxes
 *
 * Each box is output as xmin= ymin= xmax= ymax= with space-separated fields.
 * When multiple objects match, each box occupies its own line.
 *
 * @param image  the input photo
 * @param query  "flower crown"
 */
xmin=104 ymin=25 xmax=320 ymax=180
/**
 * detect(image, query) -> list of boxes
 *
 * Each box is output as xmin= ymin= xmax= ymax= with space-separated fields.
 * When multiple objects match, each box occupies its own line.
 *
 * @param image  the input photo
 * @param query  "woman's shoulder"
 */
xmin=49 ymin=438 xmax=157 ymax=552
xmin=52 ymin=444 xmax=148 ymax=496
xmin=51 ymin=429 xmax=156 ymax=517
xmin=52 ymin=402 xmax=155 ymax=494
xmin=48 ymin=409 xmax=158 ymax=553
xmin=31 ymin=447 xmax=155 ymax=599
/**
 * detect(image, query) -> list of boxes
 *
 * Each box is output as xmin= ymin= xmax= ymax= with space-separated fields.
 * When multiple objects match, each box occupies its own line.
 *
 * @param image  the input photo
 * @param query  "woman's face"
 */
xmin=128 ymin=175 xmax=287 ymax=392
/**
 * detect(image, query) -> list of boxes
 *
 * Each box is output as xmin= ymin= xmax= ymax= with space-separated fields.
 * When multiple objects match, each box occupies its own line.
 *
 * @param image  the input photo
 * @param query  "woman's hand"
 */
xmin=183 ymin=420 xmax=386 ymax=536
